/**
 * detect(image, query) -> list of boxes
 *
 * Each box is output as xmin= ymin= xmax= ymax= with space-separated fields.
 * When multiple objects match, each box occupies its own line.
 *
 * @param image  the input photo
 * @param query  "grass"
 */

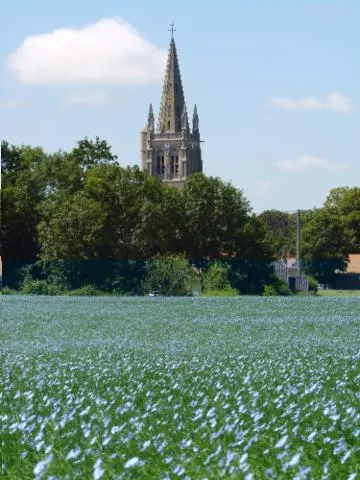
xmin=317 ymin=289 xmax=360 ymax=297
xmin=1 ymin=296 xmax=359 ymax=479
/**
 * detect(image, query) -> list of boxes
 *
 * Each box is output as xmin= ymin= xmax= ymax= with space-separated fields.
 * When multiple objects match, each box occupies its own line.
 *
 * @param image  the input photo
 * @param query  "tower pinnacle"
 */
xmin=168 ymin=22 xmax=176 ymax=39
xmin=157 ymin=32 xmax=185 ymax=133
xmin=147 ymin=103 xmax=154 ymax=130
xmin=192 ymin=104 xmax=199 ymax=133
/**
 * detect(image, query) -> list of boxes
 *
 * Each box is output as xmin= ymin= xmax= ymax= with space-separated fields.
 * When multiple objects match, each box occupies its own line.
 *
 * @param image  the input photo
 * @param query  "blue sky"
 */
xmin=1 ymin=0 xmax=359 ymax=212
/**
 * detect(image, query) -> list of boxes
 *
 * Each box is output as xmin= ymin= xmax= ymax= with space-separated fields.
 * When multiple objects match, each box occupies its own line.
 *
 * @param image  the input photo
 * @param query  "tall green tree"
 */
xmin=258 ymin=209 xmax=296 ymax=257
xmin=1 ymin=141 xmax=47 ymax=262
xmin=301 ymin=209 xmax=352 ymax=284
xmin=182 ymin=173 xmax=251 ymax=260
xmin=324 ymin=187 xmax=360 ymax=252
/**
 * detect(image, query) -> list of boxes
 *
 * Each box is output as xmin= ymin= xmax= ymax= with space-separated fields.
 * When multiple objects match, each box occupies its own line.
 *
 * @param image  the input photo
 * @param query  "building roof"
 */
xmin=347 ymin=254 xmax=360 ymax=273
xmin=157 ymin=37 xmax=187 ymax=134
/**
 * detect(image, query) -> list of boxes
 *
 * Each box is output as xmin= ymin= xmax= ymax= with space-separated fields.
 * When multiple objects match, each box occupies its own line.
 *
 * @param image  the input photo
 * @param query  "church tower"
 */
xmin=141 ymin=25 xmax=203 ymax=188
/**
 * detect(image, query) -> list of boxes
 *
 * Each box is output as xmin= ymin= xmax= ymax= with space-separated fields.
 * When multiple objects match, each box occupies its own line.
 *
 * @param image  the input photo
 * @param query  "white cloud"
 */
xmin=270 ymin=93 xmax=352 ymax=113
xmin=7 ymin=17 xmax=167 ymax=86
xmin=277 ymin=155 xmax=350 ymax=173
xmin=64 ymin=90 xmax=109 ymax=106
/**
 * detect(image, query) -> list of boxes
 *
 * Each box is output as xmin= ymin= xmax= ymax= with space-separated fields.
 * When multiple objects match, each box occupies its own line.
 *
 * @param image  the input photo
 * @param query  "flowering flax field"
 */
xmin=1 ymin=296 xmax=360 ymax=480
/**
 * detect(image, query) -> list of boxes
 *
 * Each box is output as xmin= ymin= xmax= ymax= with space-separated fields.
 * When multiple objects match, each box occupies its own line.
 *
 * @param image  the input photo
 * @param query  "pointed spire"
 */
xmin=147 ymin=103 xmax=154 ymax=131
xmin=192 ymin=104 xmax=199 ymax=133
xmin=157 ymin=29 xmax=185 ymax=133
xmin=181 ymin=104 xmax=189 ymax=131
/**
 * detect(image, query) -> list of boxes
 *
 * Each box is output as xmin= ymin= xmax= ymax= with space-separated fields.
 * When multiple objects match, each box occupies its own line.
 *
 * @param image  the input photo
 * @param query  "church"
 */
xmin=140 ymin=26 xmax=203 ymax=188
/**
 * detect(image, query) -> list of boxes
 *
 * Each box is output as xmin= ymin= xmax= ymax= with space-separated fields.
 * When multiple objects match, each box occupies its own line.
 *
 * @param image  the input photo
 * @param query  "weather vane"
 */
xmin=169 ymin=22 xmax=176 ymax=38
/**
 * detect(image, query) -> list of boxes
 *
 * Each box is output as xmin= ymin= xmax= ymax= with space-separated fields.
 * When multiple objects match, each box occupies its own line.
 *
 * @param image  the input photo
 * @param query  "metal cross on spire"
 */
xmin=169 ymin=22 xmax=176 ymax=38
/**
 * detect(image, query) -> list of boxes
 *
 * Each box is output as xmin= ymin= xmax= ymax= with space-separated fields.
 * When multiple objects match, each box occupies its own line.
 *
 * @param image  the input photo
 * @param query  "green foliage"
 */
xmin=4 ymin=137 xmax=358 ymax=296
xmin=275 ymin=279 xmax=292 ymax=296
xmin=1 ymin=142 xmax=47 ymax=262
xmin=263 ymin=277 xmax=292 ymax=296
xmin=67 ymin=285 xmax=105 ymax=296
xmin=301 ymin=209 xmax=351 ymax=285
xmin=202 ymin=261 xmax=231 ymax=290
xmin=202 ymin=288 xmax=238 ymax=296
xmin=307 ymin=276 xmax=319 ymax=294
xmin=202 ymin=261 xmax=239 ymax=296
xmin=142 ymin=254 xmax=197 ymax=296
xmin=21 ymin=279 xmax=63 ymax=295
xmin=182 ymin=173 xmax=251 ymax=260
xmin=0 ymin=287 xmax=18 ymax=295
xmin=324 ymin=187 xmax=360 ymax=252
xmin=262 ymin=285 xmax=278 ymax=296
xmin=258 ymin=209 xmax=297 ymax=256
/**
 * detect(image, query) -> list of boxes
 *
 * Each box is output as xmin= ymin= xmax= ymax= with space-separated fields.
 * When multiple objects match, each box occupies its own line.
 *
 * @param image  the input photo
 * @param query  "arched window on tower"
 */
xmin=175 ymin=155 xmax=179 ymax=177
xmin=170 ymin=155 xmax=179 ymax=178
xmin=156 ymin=154 xmax=165 ymax=177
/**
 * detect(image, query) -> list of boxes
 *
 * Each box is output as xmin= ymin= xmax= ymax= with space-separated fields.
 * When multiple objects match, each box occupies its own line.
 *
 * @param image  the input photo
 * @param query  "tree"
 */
xmin=1 ymin=142 xmax=47 ymax=262
xmin=258 ymin=209 xmax=296 ymax=257
xmin=202 ymin=261 xmax=237 ymax=294
xmin=142 ymin=254 xmax=197 ymax=296
xmin=38 ymin=191 xmax=107 ymax=261
xmin=301 ymin=209 xmax=352 ymax=285
xmin=182 ymin=173 xmax=251 ymax=261
xmin=324 ymin=187 xmax=360 ymax=252
xmin=68 ymin=136 xmax=118 ymax=170
xmin=131 ymin=178 xmax=185 ymax=258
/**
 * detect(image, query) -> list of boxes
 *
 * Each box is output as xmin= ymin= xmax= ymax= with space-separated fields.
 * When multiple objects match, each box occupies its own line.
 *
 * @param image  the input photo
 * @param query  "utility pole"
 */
xmin=296 ymin=209 xmax=301 ymax=277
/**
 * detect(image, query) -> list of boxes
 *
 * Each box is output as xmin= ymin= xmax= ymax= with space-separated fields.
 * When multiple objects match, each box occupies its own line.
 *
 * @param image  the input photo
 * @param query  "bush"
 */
xmin=1 ymin=286 xmax=18 ymax=295
xmin=275 ymin=279 xmax=292 ymax=296
xmin=67 ymin=285 xmax=105 ymax=296
xmin=262 ymin=285 xmax=278 ymax=296
xmin=307 ymin=275 xmax=319 ymax=295
xmin=21 ymin=279 xmax=63 ymax=295
xmin=143 ymin=254 xmax=197 ymax=296
xmin=202 ymin=261 xmax=235 ymax=292
xmin=263 ymin=278 xmax=292 ymax=296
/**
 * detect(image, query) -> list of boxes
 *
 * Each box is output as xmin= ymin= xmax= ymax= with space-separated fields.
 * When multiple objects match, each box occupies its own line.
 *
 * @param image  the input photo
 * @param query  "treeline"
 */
xmin=259 ymin=187 xmax=359 ymax=284
xmin=1 ymin=137 xmax=359 ymax=294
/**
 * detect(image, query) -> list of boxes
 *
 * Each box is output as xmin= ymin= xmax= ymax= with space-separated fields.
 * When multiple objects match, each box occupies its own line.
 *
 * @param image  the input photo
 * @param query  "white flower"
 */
xmin=124 ymin=457 xmax=142 ymax=468
xmin=33 ymin=453 xmax=53 ymax=479
xmin=111 ymin=425 xmax=122 ymax=434
xmin=66 ymin=447 xmax=81 ymax=460
xmin=341 ymin=451 xmax=351 ymax=463
xmin=307 ymin=432 xmax=316 ymax=442
xmin=275 ymin=435 xmax=288 ymax=448
xmin=288 ymin=453 xmax=301 ymax=467
xmin=93 ymin=458 xmax=104 ymax=480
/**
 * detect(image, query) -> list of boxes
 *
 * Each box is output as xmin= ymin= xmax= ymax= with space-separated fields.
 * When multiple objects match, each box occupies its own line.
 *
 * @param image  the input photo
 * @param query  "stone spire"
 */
xmin=147 ymin=103 xmax=154 ymax=131
xmin=181 ymin=104 xmax=189 ymax=131
xmin=192 ymin=104 xmax=199 ymax=133
xmin=157 ymin=35 xmax=185 ymax=133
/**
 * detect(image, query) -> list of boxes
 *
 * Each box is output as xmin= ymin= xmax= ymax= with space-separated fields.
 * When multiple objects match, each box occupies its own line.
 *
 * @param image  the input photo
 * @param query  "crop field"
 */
xmin=1 ymin=296 xmax=360 ymax=479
